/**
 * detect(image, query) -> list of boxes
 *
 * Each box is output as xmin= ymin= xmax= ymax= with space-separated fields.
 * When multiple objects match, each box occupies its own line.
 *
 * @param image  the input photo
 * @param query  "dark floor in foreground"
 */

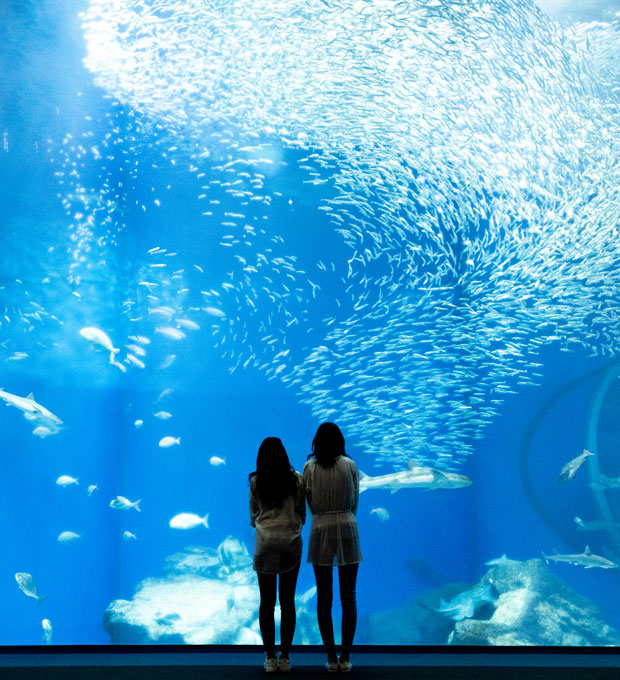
xmin=2 ymin=667 xmax=620 ymax=680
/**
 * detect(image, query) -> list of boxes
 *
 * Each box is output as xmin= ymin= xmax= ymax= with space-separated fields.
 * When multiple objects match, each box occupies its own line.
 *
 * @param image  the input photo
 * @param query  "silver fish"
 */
xmin=15 ymin=572 xmax=46 ymax=605
xmin=110 ymin=496 xmax=141 ymax=512
xmin=559 ymin=449 xmax=595 ymax=484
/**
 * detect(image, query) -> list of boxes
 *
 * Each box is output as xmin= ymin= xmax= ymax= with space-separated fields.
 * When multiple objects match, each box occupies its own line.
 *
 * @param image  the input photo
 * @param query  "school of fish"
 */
xmin=46 ymin=0 xmax=618 ymax=470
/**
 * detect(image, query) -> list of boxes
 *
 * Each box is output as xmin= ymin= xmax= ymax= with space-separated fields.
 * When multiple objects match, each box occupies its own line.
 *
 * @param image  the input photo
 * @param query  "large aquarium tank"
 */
xmin=2 ymin=0 xmax=620 ymax=648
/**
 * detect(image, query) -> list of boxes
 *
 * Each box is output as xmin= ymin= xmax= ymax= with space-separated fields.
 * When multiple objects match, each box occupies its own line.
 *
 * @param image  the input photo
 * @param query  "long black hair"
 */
xmin=308 ymin=422 xmax=347 ymax=468
xmin=249 ymin=437 xmax=299 ymax=508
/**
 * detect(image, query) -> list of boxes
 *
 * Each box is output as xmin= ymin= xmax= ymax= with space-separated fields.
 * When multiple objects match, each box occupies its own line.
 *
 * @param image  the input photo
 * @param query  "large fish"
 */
xmin=15 ymin=572 xmax=47 ymax=605
xmin=359 ymin=461 xmax=472 ymax=493
xmin=558 ymin=449 xmax=594 ymax=484
xmin=542 ymin=546 xmax=618 ymax=569
xmin=169 ymin=513 xmax=210 ymax=530
xmin=80 ymin=326 xmax=120 ymax=364
xmin=0 ymin=389 xmax=62 ymax=434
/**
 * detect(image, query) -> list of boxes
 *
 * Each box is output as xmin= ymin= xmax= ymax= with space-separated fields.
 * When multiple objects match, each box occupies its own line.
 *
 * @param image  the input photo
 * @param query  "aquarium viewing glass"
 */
xmin=1 ymin=0 xmax=620 ymax=647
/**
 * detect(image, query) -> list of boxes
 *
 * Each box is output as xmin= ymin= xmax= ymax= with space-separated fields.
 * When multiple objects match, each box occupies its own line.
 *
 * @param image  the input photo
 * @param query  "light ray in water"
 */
xmin=42 ymin=0 xmax=620 ymax=468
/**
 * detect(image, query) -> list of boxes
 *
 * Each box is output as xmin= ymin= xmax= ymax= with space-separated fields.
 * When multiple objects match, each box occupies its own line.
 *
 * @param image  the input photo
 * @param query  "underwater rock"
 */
xmin=103 ymin=574 xmax=261 ymax=644
xmin=164 ymin=545 xmax=221 ymax=578
xmin=449 ymin=559 xmax=620 ymax=646
xmin=359 ymin=559 xmax=620 ymax=646
xmin=104 ymin=538 xmax=320 ymax=644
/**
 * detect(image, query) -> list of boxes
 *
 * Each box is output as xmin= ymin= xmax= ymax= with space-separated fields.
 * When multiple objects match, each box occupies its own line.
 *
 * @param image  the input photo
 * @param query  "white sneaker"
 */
xmin=264 ymin=657 xmax=278 ymax=673
xmin=279 ymin=657 xmax=292 ymax=673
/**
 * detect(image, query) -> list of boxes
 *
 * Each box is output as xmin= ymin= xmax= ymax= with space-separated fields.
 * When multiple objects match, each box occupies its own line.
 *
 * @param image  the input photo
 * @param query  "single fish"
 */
xmin=110 ymin=496 xmax=141 ymax=512
xmin=79 ymin=326 xmax=120 ymax=364
xmin=370 ymin=507 xmax=390 ymax=521
xmin=56 ymin=475 xmax=79 ymax=487
xmin=176 ymin=318 xmax=200 ymax=330
xmin=559 ymin=449 xmax=595 ymax=484
xmin=15 ymin=572 xmax=46 ymax=605
xmin=159 ymin=354 xmax=176 ymax=370
xmin=542 ymin=546 xmax=618 ymax=569
xmin=155 ymin=326 xmax=186 ymax=340
xmin=169 ymin=512 xmax=209 ymax=530
xmin=149 ymin=306 xmax=175 ymax=319
xmin=0 ymin=389 xmax=62 ymax=434
xmin=126 ymin=354 xmax=145 ymax=369
xmin=155 ymin=388 xmax=173 ymax=403
xmin=134 ymin=419 xmax=144 ymax=428
xmin=33 ymin=426 xmax=55 ymax=438
xmin=87 ymin=484 xmax=98 ymax=497
xmin=433 ymin=583 xmax=497 ymax=621
xmin=209 ymin=456 xmax=226 ymax=466
xmin=159 ymin=436 xmax=181 ymax=448
xmin=57 ymin=531 xmax=81 ymax=543
xmin=42 ymin=619 xmax=53 ymax=644
xmin=123 ymin=531 xmax=137 ymax=541
xmin=359 ymin=461 xmax=472 ymax=493
xmin=202 ymin=306 xmax=226 ymax=318
xmin=154 ymin=411 xmax=172 ymax=420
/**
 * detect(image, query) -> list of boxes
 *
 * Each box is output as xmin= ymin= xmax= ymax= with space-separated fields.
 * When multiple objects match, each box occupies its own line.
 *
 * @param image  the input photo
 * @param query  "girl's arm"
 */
xmin=297 ymin=474 xmax=307 ymax=525
xmin=249 ymin=481 xmax=259 ymax=527
xmin=302 ymin=462 xmax=315 ymax=514
xmin=351 ymin=463 xmax=359 ymax=516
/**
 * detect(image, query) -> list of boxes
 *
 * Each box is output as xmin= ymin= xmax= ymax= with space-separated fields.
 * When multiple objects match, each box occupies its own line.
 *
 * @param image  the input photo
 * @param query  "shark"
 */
xmin=542 ymin=546 xmax=618 ymax=569
xmin=359 ymin=460 xmax=472 ymax=493
xmin=0 ymin=388 xmax=63 ymax=434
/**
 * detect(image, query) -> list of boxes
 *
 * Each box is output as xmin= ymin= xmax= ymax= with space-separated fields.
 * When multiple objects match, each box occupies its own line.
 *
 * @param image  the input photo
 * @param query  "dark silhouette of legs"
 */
xmin=278 ymin=564 xmax=300 ymax=658
xmin=313 ymin=565 xmax=338 ymax=662
xmin=313 ymin=563 xmax=359 ymax=663
xmin=338 ymin=563 xmax=359 ymax=661
xmin=257 ymin=571 xmax=277 ymax=658
xmin=258 ymin=565 xmax=301 ymax=659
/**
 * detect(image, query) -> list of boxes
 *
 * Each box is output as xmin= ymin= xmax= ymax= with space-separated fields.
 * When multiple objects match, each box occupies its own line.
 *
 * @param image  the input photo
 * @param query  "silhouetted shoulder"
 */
xmin=338 ymin=456 xmax=357 ymax=470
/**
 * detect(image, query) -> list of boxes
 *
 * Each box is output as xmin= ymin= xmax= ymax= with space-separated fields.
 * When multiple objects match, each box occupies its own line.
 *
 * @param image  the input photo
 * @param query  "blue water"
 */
xmin=2 ymin=0 xmax=620 ymax=647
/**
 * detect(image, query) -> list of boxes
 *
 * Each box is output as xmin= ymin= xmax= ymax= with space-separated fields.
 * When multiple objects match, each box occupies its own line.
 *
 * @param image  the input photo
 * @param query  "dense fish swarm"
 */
xmin=38 ymin=0 xmax=620 ymax=467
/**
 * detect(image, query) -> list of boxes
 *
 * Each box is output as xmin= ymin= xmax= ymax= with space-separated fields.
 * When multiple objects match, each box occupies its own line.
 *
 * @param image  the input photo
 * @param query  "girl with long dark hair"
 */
xmin=249 ymin=437 xmax=306 ymax=672
xmin=303 ymin=422 xmax=361 ymax=672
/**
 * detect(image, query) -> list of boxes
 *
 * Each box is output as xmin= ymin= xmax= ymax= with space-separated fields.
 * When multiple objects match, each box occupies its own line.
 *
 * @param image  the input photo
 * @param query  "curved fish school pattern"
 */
xmin=71 ymin=0 xmax=620 ymax=469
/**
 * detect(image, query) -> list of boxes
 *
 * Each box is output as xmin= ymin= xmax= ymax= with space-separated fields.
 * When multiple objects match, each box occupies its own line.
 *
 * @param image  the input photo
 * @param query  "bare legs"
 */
xmin=313 ymin=563 xmax=359 ymax=664
xmin=257 ymin=564 xmax=300 ymax=659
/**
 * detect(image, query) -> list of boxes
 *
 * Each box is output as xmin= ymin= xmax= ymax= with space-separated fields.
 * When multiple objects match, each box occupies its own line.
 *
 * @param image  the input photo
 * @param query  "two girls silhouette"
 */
xmin=249 ymin=422 xmax=362 ymax=672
